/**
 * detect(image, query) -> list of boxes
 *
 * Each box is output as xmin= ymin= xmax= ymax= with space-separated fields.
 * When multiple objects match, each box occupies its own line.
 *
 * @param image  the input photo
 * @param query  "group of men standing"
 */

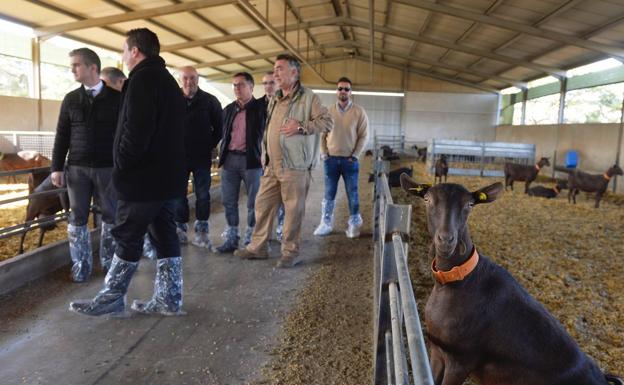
xmin=51 ymin=27 xmax=368 ymax=317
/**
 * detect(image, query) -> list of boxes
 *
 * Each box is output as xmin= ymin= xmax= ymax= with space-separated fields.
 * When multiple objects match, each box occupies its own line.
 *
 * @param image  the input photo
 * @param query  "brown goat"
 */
xmin=504 ymin=157 xmax=550 ymax=193
xmin=556 ymin=164 xmax=623 ymax=208
xmin=0 ymin=151 xmax=49 ymax=183
xmin=19 ymin=171 xmax=69 ymax=254
xmin=412 ymin=145 xmax=428 ymax=162
xmin=400 ymin=173 xmax=622 ymax=385
xmin=434 ymin=154 xmax=448 ymax=184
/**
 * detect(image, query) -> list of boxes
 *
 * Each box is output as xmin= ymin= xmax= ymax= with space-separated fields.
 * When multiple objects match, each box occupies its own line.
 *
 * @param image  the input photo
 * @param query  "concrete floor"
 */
xmin=0 ymin=168 xmax=339 ymax=385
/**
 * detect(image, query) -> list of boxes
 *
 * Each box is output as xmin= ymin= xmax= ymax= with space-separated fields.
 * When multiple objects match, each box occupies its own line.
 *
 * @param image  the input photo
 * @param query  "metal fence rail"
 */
xmin=426 ymin=139 xmax=536 ymax=178
xmin=372 ymin=154 xmax=434 ymax=385
xmin=0 ymin=131 xmax=56 ymax=158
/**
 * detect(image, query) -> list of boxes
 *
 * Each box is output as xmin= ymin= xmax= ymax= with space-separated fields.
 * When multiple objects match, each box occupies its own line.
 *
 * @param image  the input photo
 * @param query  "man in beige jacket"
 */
xmin=314 ymin=77 xmax=369 ymax=238
xmin=234 ymin=53 xmax=333 ymax=267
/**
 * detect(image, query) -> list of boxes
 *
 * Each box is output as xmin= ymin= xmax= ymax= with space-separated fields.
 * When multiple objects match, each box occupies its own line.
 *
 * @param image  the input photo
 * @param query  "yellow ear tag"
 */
xmin=410 ymin=186 xmax=423 ymax=192
xmin=478 ymin=192 xmax=488 ymax=201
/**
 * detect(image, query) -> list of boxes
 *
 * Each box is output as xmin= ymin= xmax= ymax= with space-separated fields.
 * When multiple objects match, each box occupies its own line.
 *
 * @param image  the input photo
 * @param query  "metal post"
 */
xmin=32 ymin=37 xmax=42 ymax=131
xmin=614 ymin=92 xmax=624 ymax=192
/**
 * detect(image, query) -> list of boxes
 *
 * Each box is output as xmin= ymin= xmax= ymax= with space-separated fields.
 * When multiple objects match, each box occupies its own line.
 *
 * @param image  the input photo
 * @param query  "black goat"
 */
xmin=556 ymin=164 xmax=623 ymax=208
xmin=527 ymin=180 xmax=567 ymax=199
xmin=19 ymin=171 xmax=70 ymax=254
xmin=412 ymin=145 xmax=428 ymax=162
xmin=368 ymin=166 xmax=413 ymax=187
xmin=400 ymin=173 xmax=623 ymax=385
xmin=434 ymin=154 xmax=448 ymax=184
xmin=504 ymin=157 xmax=550 ymax=193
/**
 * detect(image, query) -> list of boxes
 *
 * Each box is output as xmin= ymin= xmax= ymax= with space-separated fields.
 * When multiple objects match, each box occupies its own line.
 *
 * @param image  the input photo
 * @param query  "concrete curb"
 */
xmin=0 ymin=186 xmax=222 ymax=296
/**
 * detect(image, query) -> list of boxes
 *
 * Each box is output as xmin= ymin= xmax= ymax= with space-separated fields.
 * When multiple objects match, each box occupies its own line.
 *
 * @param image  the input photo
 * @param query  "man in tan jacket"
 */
xmin=314 ymin=77 xmax=369 ymax=238
xmin=234 ymin=53 xmax=333 ymax=267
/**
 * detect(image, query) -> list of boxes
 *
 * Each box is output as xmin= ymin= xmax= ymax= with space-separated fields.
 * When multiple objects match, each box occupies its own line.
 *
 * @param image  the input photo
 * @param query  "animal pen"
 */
xmin=425 ymin=139 xmax=536 ymax=178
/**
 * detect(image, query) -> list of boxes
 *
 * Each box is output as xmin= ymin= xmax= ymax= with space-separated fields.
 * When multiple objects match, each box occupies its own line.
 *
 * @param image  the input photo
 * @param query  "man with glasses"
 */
xmin=215 ymin=72 xmax=266 ymax=253
xmin=314 ymin=77 xmax=369 ymax=238
xmin=261 ymin=71 xmax=276 ymax=106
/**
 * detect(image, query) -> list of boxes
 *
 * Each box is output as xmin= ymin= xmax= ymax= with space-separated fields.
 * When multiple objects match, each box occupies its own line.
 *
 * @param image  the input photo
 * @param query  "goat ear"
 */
xmin=400 ymin=173 xmax=430 ymax=197
xmin=472 ymin=182 xmax=503 ymax=205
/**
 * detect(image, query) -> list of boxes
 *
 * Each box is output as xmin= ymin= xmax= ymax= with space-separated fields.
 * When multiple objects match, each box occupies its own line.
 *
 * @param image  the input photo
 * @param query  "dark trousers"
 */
xmin=112 ymin=199 xmax=180 ymax=262
xmin=173 ymin=166 xmax=212 ymax=223
xmin=65 ymin=165 xmax=116 ymax=225
xmin=221 ymin=153 xmax=261 ymax=228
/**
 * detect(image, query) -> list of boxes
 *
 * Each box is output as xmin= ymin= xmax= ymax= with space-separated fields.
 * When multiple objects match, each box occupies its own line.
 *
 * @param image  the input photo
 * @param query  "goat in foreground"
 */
xmin=504 ymin=157 xmax=550 ymax=193
xmin=556 ymin=164 xmax=623 ymax=208
xmin=400 ymin=173 xmax=622 ymax=385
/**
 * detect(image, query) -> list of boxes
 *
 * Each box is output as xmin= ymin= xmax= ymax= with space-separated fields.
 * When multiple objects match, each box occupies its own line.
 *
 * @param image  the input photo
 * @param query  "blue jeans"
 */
xmin=324 ymin=156 xmax=360 ymax=216
xmin=221 ymin=154 xmax=262 ymax=228
xmin=173 ymin=166 xmax=212 ymax=223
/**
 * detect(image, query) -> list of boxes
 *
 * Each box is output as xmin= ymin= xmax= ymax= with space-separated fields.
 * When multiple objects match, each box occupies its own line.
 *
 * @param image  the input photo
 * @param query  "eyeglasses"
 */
xmin=262 ymin=81 xmax=275 ymax=85
xmin=337 ymin=87 xmax=351 ymax=92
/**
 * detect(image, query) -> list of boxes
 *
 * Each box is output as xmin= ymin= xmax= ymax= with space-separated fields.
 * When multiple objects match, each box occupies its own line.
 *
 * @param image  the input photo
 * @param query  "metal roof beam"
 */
xmin=346 ymin=18 xmax=566 ymax=77
xmin=193 ymin=50 xmax=284 ymax=68
xmin=161 ymin=17 xmax=342 ymax=52
xmin=324 ymin=40 xmax=525 ymax=87
xmin=236 ymin=0 xmax=330 ymax=83
xmin=394 ymin=0 xmax=624 ymax=60
xmin=34 ymin=0 xmax=237 ymax=38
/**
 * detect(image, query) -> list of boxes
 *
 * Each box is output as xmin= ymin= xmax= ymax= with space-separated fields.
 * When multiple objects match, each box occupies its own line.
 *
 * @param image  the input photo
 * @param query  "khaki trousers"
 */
xmin=246 ymin=167 xmax=311 ymax=257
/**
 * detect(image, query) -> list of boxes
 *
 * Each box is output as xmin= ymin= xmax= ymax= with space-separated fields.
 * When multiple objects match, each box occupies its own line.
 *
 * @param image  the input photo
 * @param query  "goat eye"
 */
xmin=468 ymin=201 xmax=475 ymax=208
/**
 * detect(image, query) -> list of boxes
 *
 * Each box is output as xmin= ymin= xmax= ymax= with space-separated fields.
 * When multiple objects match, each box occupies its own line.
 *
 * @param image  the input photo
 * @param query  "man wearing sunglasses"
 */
xmin=314 ymin=77 xmax=369 ymax=238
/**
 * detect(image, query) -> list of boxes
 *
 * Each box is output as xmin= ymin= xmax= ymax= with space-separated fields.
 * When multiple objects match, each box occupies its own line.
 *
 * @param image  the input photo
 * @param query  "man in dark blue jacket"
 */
xmin=70 ymin=28 xmax=187 ymax=317
xmin=174 ymin=66 xmax=222 ymax=249
xmin=51 ymin=47 xmax=120 ymax=282
xmin=215 ymin=72 xmax=266 ymax=253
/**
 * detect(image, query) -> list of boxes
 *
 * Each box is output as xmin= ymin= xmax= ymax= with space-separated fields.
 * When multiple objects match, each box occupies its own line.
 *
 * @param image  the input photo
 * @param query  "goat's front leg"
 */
xmin=524 ymin=181 xmax=531 ymax=194
xmin=440 ymin=359 xmax=471 ymax=385
xmin=595 ymin=192 xmax=602 ymax=208
xmin=430 ymin=345 xmax=445 ymax=385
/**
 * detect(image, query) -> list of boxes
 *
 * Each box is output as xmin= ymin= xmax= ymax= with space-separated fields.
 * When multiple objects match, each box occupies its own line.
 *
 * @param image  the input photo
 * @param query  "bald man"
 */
xmin=174 ymin=66 xmax=223 ymax=249
xmin=100 ymin=67 xmax=126 ymax=91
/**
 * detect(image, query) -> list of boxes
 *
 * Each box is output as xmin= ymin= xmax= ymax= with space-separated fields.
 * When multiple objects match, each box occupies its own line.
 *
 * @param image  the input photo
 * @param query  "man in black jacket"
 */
xmin=51 ymin=47 xmax=120 ymax=282
xmin=174 ymin=66 xmax=223 ymax=249
xmin=70 ymin=28 xmax=187 ymax=317
xmin=215 ymin=72 xmax=266 ymax=253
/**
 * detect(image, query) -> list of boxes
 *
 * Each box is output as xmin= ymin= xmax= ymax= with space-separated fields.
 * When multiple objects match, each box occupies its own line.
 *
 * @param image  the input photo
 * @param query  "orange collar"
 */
xmin=432 ymin=248 xmax=479 ymax=284
xmin=604 ymin=173 xmax=611 ymax=181
xmin=535 ymin=164 xmax=541 ymax=171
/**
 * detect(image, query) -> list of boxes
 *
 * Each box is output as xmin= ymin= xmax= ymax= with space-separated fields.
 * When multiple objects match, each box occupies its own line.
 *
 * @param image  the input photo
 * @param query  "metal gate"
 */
xmin=426 ymin=139 xmax=536 ymax=177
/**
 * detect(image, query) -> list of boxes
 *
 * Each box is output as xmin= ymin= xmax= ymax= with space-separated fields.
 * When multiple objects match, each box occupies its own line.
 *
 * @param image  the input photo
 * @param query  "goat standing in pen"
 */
xmin=399 ymin=173 xmax=622 ymax=385
xmin=555 ymin=164 xmax=623 ymax=208
xmin=19 ymin=171 xmax=69 ymax=254
xmin=434 ymin=154 xmax=448 ymax=184
xmin=504 ymin=156 xmax=550 ymax=193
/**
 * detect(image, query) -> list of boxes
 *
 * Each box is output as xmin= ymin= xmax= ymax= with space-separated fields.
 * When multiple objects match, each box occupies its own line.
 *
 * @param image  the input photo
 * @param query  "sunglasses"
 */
xmin=337 ymin=87 xmax=351 ymax=92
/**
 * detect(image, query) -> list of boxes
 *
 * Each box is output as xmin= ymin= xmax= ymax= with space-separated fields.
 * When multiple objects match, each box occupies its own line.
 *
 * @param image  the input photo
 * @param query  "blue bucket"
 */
xmin=565 ymin=151 xmax=578 ymax=168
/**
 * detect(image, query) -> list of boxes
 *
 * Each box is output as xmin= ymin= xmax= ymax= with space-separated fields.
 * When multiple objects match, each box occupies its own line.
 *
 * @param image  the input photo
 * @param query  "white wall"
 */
xmin=403 ymin=92 xmax=498 ymax=144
